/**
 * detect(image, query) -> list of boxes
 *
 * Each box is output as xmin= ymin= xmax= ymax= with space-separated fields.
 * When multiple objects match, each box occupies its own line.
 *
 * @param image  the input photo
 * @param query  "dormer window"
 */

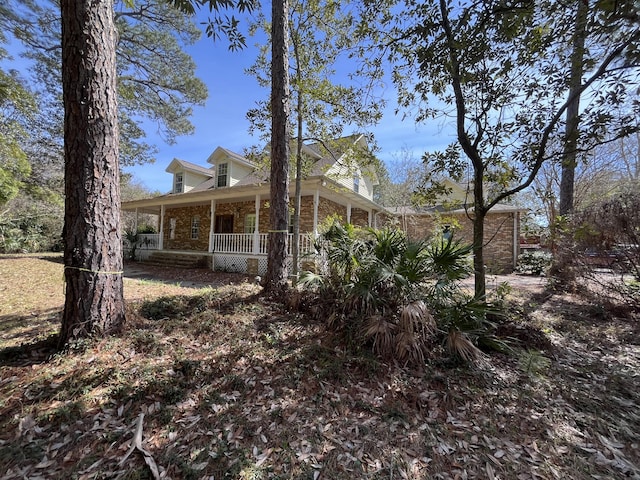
xmin=174 ymin=173 xmax=183 ymax=193
xmin=217 ymin=163 xmax=228 ymax=187
xmin=353 ymin=175 xmax=360 ymax=194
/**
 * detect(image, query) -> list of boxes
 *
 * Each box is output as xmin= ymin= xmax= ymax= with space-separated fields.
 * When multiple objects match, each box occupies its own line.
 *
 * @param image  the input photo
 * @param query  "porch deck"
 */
xmin=130 ymin=233 xmax=317 ymax=275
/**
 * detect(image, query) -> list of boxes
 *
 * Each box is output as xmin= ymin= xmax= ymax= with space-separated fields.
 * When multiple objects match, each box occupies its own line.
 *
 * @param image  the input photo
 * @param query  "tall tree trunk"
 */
xmin=559 ymin=0 xmax=588 ymax=215
xmin=59 ymin=0 xmax=125 ymax=347
xmin=264 ymin=0 xmax=291 ymax=295
xmin=292 ymin=89 xmax=303 ymax=280
xmin=472 ymin=168 xmax=487 ymax=299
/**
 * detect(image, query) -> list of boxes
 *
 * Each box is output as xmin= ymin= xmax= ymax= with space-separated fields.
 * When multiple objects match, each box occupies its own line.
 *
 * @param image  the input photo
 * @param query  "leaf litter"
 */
xmin=0 ymin=256 xmax=638 ymax=479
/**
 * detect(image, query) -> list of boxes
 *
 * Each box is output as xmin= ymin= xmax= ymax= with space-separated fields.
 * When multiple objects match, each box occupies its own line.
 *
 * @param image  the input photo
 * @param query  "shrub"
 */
xmin=551 ymin=191 xmax=640 ymax=310
xmin=299 ymin=221 xmax=502 ymax=366
xmin=516 ymin=250 xmax=552 ymax=276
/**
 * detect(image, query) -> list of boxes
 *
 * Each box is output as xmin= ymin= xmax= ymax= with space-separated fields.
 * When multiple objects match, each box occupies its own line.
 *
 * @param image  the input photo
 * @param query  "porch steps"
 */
xmin=141 ymin=251 xmax=210 ymax=269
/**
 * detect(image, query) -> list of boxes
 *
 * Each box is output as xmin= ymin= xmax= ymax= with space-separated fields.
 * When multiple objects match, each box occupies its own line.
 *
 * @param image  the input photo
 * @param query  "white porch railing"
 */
xmin=138 ymin=233 xmax=160 ymax=250
xmin=132 ymin=232 xmax=315 ymax=256
xmin=210 ymin=233 xmax=314 ymax=255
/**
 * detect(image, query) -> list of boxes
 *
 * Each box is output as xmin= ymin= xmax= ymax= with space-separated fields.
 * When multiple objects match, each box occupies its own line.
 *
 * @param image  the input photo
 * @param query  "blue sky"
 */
xmin=2 ymin=4 xmax=455 ymax=194
xmin=123 ymin=14 xmax=456 ymax=194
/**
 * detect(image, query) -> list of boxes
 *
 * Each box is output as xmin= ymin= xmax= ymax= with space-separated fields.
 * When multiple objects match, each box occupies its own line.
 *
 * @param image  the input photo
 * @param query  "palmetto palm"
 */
xmin=300 ymin=221 xmax=495 ymax=365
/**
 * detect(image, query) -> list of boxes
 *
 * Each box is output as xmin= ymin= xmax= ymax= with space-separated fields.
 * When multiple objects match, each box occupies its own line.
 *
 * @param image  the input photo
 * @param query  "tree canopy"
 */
xmin=359 ymin=0 xmax=640 ymax=296
xmin=7 ymin=0 xmax=208 ymax=167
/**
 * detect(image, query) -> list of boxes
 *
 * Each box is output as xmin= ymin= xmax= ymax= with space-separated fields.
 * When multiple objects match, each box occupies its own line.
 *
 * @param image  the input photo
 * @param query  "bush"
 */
xmin=516 ymin=250 xmax=552 ymax=276
xmin=551 ymin=191 xmax=640 ymax=310
xmin=299 ymin=221 xmax=503 ymax=366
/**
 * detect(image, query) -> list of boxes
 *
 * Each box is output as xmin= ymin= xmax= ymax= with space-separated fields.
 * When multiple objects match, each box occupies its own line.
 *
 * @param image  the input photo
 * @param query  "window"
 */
xmin=289 ymin=212 xmax=294 ymax=234
xmin=191 ymin=216 xmax=200 ymax=239
xmin=353 ymin=175 xmax=360 ymax=194
xmin=174 ymin=173 xmax=183 ymax=193
xmin=244 ymin=214 xmax=256 ymax=234
xmin=169 ymin=218 xmax=177 ymax=240
xmin=217 ymin=163 xmax=228 ymax=187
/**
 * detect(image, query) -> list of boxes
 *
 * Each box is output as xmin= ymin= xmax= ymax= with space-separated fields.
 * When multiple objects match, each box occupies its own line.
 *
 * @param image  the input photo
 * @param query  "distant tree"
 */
xmin=362 ymin=0 xmax=640 ymax=297
xmin=263 ymin=0 xmax=291 ymax=295
xmin=0 ymin=66 xmax=34 ymax=206
xmin=530 ymin=131 xmax=640 ymax=229
xmin=558 ymin=0 xmax=588 ymax=216
xmin=59 ymin=0 xmax=125 ymax=346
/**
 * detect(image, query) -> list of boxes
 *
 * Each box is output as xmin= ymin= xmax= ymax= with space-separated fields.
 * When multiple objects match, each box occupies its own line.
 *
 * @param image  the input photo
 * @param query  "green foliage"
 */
xmin=358 ymin=0 xmax=640 ymax=295
xmin=10 ymin=0 xmax=209 ymax=167
xmin=516 ymin=250 xmax=553 ymax=276
xmin=0 ymin=195 xmax=64 ymax=253
xmin=0 ymin=66 xmax=35 ymax=205
xmin=299 ymin=221 xmax=501 ymax=365
xmin=246 ymin=0 xmax=383 ymax=145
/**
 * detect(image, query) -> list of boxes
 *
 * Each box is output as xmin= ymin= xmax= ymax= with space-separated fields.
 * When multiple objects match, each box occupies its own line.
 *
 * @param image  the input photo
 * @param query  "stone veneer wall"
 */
xmin=394 ymin=211 xmax=519 ymax=273
xmin=350 ymin=208 xmax=369 ymax=228
xmin=317 ymin=197 xmax=348 ymax=229
xmin=162 ymin=196 xmax=355 ymax=250
xmin=163 ymin=205 xmax=211 ymax=251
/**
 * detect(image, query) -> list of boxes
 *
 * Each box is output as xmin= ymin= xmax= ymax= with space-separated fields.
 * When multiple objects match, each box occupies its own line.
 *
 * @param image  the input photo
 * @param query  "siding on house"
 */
xmin=325 ymin=163 xmax=376 ymax=201
xmin=182 ymin=171 xmax=210 ymax=193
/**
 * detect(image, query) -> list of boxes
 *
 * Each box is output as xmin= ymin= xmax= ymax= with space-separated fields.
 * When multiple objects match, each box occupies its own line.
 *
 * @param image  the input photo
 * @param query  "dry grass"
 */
xmin=1 ymin=255 xmax=639 ymax=479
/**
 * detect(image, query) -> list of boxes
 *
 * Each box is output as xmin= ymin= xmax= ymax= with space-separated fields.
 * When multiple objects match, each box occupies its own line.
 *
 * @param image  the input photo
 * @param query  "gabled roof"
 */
xmin=165 ymin=158 xmax=215 ymax=177
xmin=206 ymin=146 xmax=255 ymax=168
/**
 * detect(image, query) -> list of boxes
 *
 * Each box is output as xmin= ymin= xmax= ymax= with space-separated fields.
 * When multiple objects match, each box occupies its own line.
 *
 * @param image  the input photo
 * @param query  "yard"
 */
xmin=0 ymin=254 xmax=638 ymax=479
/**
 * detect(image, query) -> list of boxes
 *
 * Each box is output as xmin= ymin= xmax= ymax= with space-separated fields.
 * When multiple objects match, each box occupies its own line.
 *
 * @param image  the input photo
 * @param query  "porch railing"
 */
xmin=210 ymin=233 xmax=315 ymax=255
xmin=137 ymin=233 xmax=160 ymax=249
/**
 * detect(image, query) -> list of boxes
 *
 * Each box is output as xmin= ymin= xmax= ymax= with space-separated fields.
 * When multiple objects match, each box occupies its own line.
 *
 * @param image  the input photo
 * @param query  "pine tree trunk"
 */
xmin=264 ymin=0 xmax=291 ymax=295
xmin=559 ymin=0 xmax=588 ymax=216
xmin=59 ymin=0 xmax=125 ymax=347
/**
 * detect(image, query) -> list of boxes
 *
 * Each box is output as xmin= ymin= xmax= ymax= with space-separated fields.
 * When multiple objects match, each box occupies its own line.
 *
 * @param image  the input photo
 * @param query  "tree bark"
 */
xmin=559 ymin=0 xmax=588 ymax=216
xmin=59 ymin=0 xmax=125 ymax=347
xmin=472 ymin=167 xmax=486 ymax=299
xmin=264 ymin=0 xmax=291 ymax=295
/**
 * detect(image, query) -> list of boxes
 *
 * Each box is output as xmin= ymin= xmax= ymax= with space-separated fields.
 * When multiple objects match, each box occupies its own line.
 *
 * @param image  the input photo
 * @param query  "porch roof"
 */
xmin=121 ymin=176 xmax=386 ymax=215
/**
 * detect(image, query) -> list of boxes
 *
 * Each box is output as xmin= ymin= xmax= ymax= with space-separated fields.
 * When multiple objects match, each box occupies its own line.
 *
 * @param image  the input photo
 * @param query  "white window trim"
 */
xmin=217 ymin=163 xmax=228 ymax=188
xmin=191 ymin=216 xmax=200 ymax=239
xmin=174 ymin=173 xmax=183 ymax=193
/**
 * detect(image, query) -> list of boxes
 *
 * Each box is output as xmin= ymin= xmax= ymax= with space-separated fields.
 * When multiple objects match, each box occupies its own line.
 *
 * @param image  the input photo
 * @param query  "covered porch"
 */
xmin=122 ymin=180 xmax=383 ymax=275
xmin=131 ymin=232 xmax=316 ymax=275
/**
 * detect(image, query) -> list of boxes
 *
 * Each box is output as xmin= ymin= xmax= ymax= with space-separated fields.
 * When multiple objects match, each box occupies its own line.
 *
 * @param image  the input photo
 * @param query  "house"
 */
xmin=121 ymin=135 xmax=385 ymax=275
xmin=122 ymin=136 xmax=524 ymax=275
xmin=388 ymin=179 xmax=524 ymax=273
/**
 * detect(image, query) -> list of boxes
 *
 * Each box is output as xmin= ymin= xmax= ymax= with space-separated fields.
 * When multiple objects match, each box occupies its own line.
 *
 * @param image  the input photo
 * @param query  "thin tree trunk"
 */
xmin=473 ymin=168 xmax=487 ymax=299
xmin=59 ymin=0 xmax=125 ymax=347
xmin=264 ymin=0 xmax=291 ymax=295
xmin=473 ymin=211 xmax=486 ymax=299
xmin=292 ymin=91 xmax=303 ymax=280
xmin=559 ymin=0 xmax=588 ymax=215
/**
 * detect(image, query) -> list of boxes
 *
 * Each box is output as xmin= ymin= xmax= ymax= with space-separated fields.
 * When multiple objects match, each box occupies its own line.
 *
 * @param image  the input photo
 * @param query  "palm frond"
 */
xmin=446 ymin=330 xmax=483 ymax=363
xmin=364 ymin=315 xmax=395 ymax=356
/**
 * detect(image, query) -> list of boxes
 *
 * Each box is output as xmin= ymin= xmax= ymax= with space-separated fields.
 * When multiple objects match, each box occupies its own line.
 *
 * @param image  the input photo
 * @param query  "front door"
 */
xmin=215 ymin=214 xmax=234 ymax=233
